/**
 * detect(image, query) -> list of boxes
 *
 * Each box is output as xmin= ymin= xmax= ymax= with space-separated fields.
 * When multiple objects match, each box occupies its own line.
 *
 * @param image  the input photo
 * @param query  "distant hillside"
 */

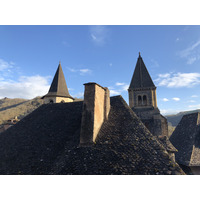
xmin=168 ymin=123 xmax=176 ymax=137
xmin=165 ymin=109 xmax=200 ymax=127
xmin=1 ymin=96 xmax=191 ymax=136
xmin=0 ymin=97 xmax=83 ymax=125
xmin=0 ymin=97 xmax=44 ymax=125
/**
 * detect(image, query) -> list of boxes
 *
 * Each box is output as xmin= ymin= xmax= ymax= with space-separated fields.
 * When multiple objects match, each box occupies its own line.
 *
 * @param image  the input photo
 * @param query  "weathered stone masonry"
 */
xmin=128 ymin=54 xmax=168 ymax=137
xmin=80 ymin=83 xmax=110 ymax=145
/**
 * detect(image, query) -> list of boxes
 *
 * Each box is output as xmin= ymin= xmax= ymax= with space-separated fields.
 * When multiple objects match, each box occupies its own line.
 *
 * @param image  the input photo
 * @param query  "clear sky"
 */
xmin=1 ymin=25 xmax=200 ymax=115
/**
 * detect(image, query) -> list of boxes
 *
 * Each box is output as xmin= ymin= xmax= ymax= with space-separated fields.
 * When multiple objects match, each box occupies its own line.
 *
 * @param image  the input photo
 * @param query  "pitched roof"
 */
xmin=0 ymin=96 xmax=184 ymax=175
xmin=53 ymin=97 xmax=183 ymax=175
xmin=0 ymin=101 xmax=83 ymax=174
xmin=43 ymin=62 xmax=74 ymax=99
xmin=170 ymin=112 xmax=200 ymax=166
xmin=158 ymin=135 xmax=177 ymax=153
xmin=129 ymin=54 xmax=155 ymax=89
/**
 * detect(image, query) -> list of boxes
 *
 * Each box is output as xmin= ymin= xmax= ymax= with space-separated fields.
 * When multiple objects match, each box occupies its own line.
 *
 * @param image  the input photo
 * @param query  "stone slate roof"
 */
xmin=0 ymin=101 xmax=83 ymax=174
xmin=129 ymin=54 xmax=155 ymax=89
xmin=42 ymin=63 xmax=74 ymax=99
xmin=158 ymin=136 xmax=177 ymax=153
xmin=52 ymin=97 xmax=183 ymax=175
xmin=0 ymin=96 xmax=184 ymax=175
xmin=170 ymin=112 xmax=200 ymax=166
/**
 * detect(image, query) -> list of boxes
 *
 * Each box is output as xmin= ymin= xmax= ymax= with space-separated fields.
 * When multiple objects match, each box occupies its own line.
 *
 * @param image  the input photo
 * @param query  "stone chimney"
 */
xmin=80 ymin=83 xmax=110 ymax=145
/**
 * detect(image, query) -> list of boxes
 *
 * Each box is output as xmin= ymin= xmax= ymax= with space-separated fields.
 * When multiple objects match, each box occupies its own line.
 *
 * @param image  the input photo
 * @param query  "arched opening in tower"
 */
xmin=49 ymin=99 xmax=54 ymax=103
xmin=138 ymin=95 xmax=142 ymax=106
xmin=143 ymin=95 xmax=147 ymax=106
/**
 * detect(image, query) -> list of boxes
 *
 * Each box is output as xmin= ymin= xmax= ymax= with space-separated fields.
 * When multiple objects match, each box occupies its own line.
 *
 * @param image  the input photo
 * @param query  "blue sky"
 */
xmin=1 ymin=25 xmax=200 ymax=115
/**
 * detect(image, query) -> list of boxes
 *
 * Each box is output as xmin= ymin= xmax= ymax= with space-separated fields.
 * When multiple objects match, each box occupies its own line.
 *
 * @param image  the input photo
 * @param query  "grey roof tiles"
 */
xmin=0 ymin=96 xmax=184 ymax=175
xmin=43 ymin=63 xmax=74 ymax=99
xmin=129 ymin=54 xmax=155 ymax=89
xmin=170 ymin=112 xmax=200 ymax=166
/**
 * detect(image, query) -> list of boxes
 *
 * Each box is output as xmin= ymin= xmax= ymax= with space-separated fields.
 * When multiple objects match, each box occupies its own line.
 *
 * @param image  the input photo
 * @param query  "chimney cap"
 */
xmin=84 ymin=82 xmax=106 ymax=90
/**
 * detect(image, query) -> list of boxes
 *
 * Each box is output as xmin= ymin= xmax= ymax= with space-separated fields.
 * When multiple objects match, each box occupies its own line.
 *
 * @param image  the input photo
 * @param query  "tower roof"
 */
xmin=43 ymin=62 xmax=74 ymax=99
xmin=129 ymin=53 xmax=155 ymax=89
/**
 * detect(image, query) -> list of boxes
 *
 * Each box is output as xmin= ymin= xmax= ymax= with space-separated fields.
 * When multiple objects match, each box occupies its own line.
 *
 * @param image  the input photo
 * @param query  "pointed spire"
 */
xmin=43 ymin=62 xmax=74 ymax=99
xmin=129 ymin=54 xmax=155 ymax=89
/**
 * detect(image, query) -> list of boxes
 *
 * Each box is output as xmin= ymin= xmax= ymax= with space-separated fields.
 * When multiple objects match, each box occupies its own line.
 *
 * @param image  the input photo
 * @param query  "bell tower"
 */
xmin=128 ymin=52 xmax=157 ymax=109
xmin=128 ymin=53 xmax=168 ymax=137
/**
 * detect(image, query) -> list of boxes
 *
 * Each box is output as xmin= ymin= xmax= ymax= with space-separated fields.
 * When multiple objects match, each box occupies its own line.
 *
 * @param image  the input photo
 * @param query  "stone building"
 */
xmin=42 ymin=62 xmax=74 ymax=103
xmin=128 ymin=53 xmax=168 ymax=136
xmin=0 ymin=116 xmax=19 ymax=133
xmin=0 ymin=80 xmax=184 ymax=175
xmin=170 ymin=112 xmax=200 ymax=175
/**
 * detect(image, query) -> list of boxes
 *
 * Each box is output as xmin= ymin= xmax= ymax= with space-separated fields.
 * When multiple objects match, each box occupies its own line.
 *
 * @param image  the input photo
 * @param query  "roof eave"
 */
xmin=128 ymin=86 xmax=157 ymax=91
xmin=41 ymin=94 xmax=75 ymax=100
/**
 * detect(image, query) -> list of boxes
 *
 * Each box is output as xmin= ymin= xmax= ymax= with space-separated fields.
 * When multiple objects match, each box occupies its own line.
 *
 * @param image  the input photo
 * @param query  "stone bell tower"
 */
xmin=128 ymin=53 xmax=168 ymax=136
xmin=128 ymin=52 xmax=157 ymax=109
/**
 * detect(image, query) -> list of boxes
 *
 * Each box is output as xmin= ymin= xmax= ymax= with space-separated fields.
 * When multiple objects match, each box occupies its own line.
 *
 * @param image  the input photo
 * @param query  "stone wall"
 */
xmin=133 ymin=90 xmax=152 ymax=107
xmin=152 ymin=89 xmax=157 ymax=108
xmin=129 ymin=88 xmax=157 ymax=109
xmin=80 ymin=83 xmax=110 ymax=145
xmin=160 ymin=115 xmax=168 ymax=136
xmin=44 ymin=96 xmax=73 ymax=104
xmin=128 ymin=89 xmax=134 ymax=108
xmin=133 ymin=108 xmax=168 ymax=137
xmin=104 ymin=88 xmax=110 ymax=120
xmin=190 ymin=166 xmax=200 ymax=175
xmin=129 ymin=86 xmax=167 ymax=137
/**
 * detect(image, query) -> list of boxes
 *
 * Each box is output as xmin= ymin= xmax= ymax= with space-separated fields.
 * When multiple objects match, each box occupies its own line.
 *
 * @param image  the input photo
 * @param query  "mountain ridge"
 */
xmin=165 ymin=109 xmax=200 ymax=127
xmin=0 ymin=96 xmax=83 ymax=125
xmin=0 ymin=97 xmax=44 ymax=125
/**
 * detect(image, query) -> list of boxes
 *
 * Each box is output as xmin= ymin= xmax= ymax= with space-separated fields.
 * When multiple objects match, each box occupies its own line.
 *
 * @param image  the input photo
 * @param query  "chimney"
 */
xmin=80 ymin=83 xmax=110 ymax=145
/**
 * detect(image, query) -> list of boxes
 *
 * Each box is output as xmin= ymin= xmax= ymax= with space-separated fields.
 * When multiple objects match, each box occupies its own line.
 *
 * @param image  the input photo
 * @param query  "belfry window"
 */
xmin=143 ymin=95 xmax=147 ymax=106
xmin=137 ymin=95 xmax=148 ymax=106
xmin=49 ymin=99 xmax=54 ymax=103
xmin=138 ymin=95 xmax=142 ymax=106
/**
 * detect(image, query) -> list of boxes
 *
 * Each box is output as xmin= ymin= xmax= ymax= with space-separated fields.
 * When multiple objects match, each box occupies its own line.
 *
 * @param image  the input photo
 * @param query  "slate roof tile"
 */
xmin=170 ymin=112 xmax=200 ymax=166
xmin=0 ymin=96 xmax=184 ymax=175
xmin=129 ymin=55 xmax=155 ymax=89
xmin=42 ymin=63 xmax=74 ymax=99
xmin=51 ymin=96 xmax=184 ymax=175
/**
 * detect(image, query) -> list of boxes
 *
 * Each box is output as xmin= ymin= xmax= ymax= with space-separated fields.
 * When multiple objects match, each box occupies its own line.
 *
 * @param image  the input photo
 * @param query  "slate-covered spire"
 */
xmin=129 ymin=53 xmax=155 ymax=89
xmin=44 ymin=62 xmax=73 ymax=99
